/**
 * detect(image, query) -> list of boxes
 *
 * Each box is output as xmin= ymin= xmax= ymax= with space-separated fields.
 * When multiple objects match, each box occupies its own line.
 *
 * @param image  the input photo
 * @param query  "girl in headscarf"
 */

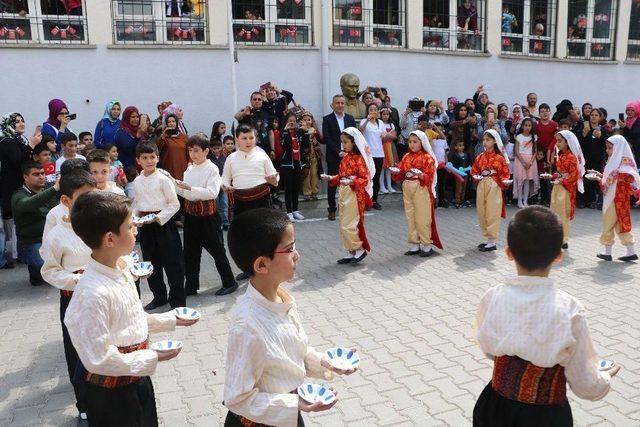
xmin=300 ymin=111 xmax=323 ymax=201
xmin=390 ymin=130 xmax=443 ymax=257
xmin=321 ymin=127 xmax=374 ymax=265
xmin=162 ymin=103 xmax=188 ymax=134
xmin=547 ymin=130 xmax=585 ymax=249
xmin=446 ymin=97 xmax=459 ymax=122
xmin=41 ymin=98 xmax=72 ymax=151
xmin=471 ymin=129 xmax=511 ymax=252
xmin=113 ymin=106 xmax=142 ymax=168
xmin=587 ymin=135 xmax=640 ymax=262
xmin=94 ymin=100 xmax=122 ymax=148
xmin=156 ymin=114 xmax=189 ymax=180
xmin=619 ymin=100 xmax=640 ymax=165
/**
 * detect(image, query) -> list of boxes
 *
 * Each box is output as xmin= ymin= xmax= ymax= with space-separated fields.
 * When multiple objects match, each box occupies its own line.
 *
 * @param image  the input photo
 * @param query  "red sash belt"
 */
xmin=184 ymin=199 xmax=216 ymax=216
xmin=492 ymin=355 xmax=567 ymax=405
xmin=233 ymin=183 xmax=271 ymax=202
xmin=85 ymin=339 xmax=150 ymax=388
xmin=138 ymin=210 xmax=160 ymax=217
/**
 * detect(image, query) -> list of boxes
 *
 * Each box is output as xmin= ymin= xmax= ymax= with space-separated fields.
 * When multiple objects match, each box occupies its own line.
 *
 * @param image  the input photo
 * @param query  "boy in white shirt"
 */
xmin=224 ymin=208 xmax=356 ymax=426
xmin=474 ymin=207 xmax=619 ymax=426
xmin=54 ymin=132 xmax=86 ymax=172
xmin=87 ymin=149 xmax=126 ymax=196
xmin=132 ymin=142 xmax=185 ymax=310
xmin=173 ymin=133 xmax=238 ymax=296
xmin=40 ymin=169 xmax=96 ymax=420
xmin=64 ymin=191 xmax=197 ymax=426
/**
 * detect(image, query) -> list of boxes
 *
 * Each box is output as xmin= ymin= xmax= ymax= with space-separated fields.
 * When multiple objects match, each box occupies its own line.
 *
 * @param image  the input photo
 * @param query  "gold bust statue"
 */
xmin=340 ymin=73 xmax=367 ymax=120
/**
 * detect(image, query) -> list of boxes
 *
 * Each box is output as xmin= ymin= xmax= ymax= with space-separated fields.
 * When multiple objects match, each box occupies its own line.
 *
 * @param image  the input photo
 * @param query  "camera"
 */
xmin=66 ymin=113 xmax=77 ymax=120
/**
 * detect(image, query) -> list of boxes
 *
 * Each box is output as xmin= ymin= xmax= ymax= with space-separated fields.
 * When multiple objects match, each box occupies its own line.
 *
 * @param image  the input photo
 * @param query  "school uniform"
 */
xmin=224 ymin=284 xmax=333 ymax=427
xmin=550 ymin=151 xmax=580 ymax=244
xmin=222 ymin=148 xmax=278 ymax=218
xmin=132 ymin=170 xmax=185 ymax=308
xmin=64 ymin=257 xmax=177 ymax=427
xmin=40 ymin=219 xmax=91 ymax=414
xmin=176 ymin=160 xmax=236 ymax=293
xmin=100 ymin=181 xmax=126 ymax=196
xmin=474 ymin=275 xmax=613 ymax=427
xmin=43 ymin=203 xmax=68 ymax=242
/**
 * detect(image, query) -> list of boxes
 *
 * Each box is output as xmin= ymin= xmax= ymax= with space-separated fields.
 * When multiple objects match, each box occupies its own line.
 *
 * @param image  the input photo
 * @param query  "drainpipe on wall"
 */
xmin=321 ymin=0 xmax=331 ymax=115
xmin=227 ymin=0 xmax=238 ymax=116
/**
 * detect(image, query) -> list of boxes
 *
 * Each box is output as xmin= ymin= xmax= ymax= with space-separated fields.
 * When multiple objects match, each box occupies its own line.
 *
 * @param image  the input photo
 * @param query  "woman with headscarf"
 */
xmin=152 ymin=101 xmax=173 ymax=129
xmin=450 ymin=103 xmax=477 ymax=157
xmin=321 ymin=127 xmax=374 ymax=265
xmin=113 ymin=106 xmax=143 ymax=168
xmin=472 ymin=85 xmax=490 ymax=118
xmin=471 ymin=129 xmax=511 ymax=252
xmin=552 ymin=99 xmax=574 ymax=123
xmin=390 ymin=130 xmax=443 ymax=258
xmin=156 ymin=113 xmax=189 ymax=180
xmin=0 ymin=112 xmax=42 ymax=266
xmin=41 ymin=98 xmax=72 ymax=152
xmin=547 ymin=130 xmax=585 ymax=249
xmin=579 ymin=107 xmax=608 ymax=209
xmin=587 ymin=135 xmax=640 ymax=261
xmin=477 ymin=104 xmax=509 ymax=146
xmin=162 ymin=103 xmax=188 ymax=135
xmin=94 ymin=100 xmax=122 ymax=148
xmin=619 ymin=100 xmax=640 ymax=165
xmin=445 ymin=97 xmax=459 ymax=122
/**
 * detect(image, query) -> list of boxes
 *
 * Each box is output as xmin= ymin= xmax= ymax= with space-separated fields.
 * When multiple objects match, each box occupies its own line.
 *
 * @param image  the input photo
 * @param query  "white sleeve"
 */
xmin=222 ymin=156 xmax=233 ymax=188
xmin=304 ymin=344 xmax=334 ymax=380
xmin=263 ymin=155 xmax=278 ymax=182
xmin=42 ymin=210 xmax=58 ymax=241
xmin=185 ymin=166 xmax=221 ymax=200
xmin=146 ymin=311 xmax=177 ymax=333
xmin=40 ymin=235 xmax=81 ymax=291
xmin=157 ymin=177 xmax=180 ymax=226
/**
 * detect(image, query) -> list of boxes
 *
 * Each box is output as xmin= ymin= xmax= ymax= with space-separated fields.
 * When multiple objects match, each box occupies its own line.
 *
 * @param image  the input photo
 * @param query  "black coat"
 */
xmin=321 ymin=112 xmax=356 ymax=164
xmin=0 ymin=136 xmax=33 ymax=219
xmin=280 ymin=129 xmax=310 ymax=168
xmin=622 ymin=120 xmax=640 ymax=164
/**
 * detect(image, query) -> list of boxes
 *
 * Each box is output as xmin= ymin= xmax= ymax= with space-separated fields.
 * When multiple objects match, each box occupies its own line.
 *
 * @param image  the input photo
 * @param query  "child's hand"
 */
xmin=320 ymin=174 xmax=332 ymax=181
xmin=608 ymin=364 xmax=621 ymax=377
xmin=156 ymin=348 xmax=181 ymax=361
xmin=339 ymin=150 xmax=346 ymax=158
xmin=321 ymin=357 xmax=358 ymax=376
xmin=223 ymin=185 xmax=236 ymax=193
xmin=298 ymin=390 xmax=338 ymax=413
xmin=266 ymin=173 xmax=279 ymax=186
xmin=175 ymin=180 xmax=191 ymax=191
xmin=176 ymin=317 xmax=198 ymax=327
xmin=389 ymin=167 xmax=400 ymax=174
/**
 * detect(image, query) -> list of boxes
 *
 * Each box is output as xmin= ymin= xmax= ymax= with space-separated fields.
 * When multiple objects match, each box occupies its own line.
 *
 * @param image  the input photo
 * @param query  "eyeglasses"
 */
xmin=274 ymin=243 xmax=296 ymax=254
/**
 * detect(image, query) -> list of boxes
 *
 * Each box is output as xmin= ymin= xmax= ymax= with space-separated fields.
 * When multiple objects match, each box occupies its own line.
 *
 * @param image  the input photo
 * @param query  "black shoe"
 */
xmin=0 ymin=261 xmax=14 ymax=269
xmin=597 ymin=254 xmax=613 ymax=261
xmin=351 ymin=251 xmax=368 ymax=264
xmin=222 ymin=224 xmax=229 ymax=231
xmin=144 ymin=300 xmax=167 ymax=310
xmin=479 ymin=245 xmax=497 ymax=252
xmin=235 ymin=272 xmax=250 ymax=281
xmin=420 ymin=249 xmax=434 ymax=257
xmin=438 ymin=201 xmax=449 ymax=208
xmin=215 ymin=283 xmax=239 ymax=296
xmin=562 ymin=243 xmax=568 ymax=250
xmin=328 ymin=211 xmax=336 ymax=221
xmin=618 ymin=254 xmax=638 ymax=262
xmin=404 ymin=250 xmax=421 ymax=256
xmin=185 ymin=289 xmax=198 ymax=296
xmin=454 ymin=203 xmax=461 ymax=209
xmin=477 ymin=243 xmax=487 ymax=249
xmin=372 ymin=203 xmax=382 ymax=210
xmin=30 ymin=278 xmax=46 ymax=286
xmin=463 ymin=201 xmax=471 ymax=207
xmin=337 ymin=257 xmax=353 ymax=264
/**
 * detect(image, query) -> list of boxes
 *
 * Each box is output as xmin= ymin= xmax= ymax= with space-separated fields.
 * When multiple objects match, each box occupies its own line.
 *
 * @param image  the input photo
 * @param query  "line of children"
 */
xmin=391 ymin=130 xmax=443 ymax=257
xmin=87 ymin=149 xmax=127 ymax=196
xmin=471 ymin=129 xmax=511 ymax=252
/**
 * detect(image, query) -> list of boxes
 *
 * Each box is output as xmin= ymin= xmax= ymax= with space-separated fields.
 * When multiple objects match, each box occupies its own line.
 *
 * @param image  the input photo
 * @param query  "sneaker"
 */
xmin=380 ymin=189 xmax=389 ymax=194
xmin=0 ymin=261 xmax=14 ymax=269
xmin=80 ymin=413 xmax=88 ymax=421
xmin=389 ymin=188 xmax=397 ymax=194
xmin=287 ymin=213 xmax=295 ymax=221
xmin=292 ymin=211 xmax=305 ymax=220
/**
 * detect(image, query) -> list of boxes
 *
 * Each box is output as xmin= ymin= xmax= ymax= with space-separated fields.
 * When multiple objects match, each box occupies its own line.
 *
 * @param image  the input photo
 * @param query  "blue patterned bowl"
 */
xmin=133 ymin=213 xmax=157 ymax=226
xmin=151 ymin=340 xmax=183 ymax=352
xmin=325 ymin=347 xmax=360 ymax=370
xmin=297 ymin=383 xmax=336 ymax=405
xmin=130 ymin=262 xmax=153 ymax=277
xmin=174 ymin=307 xmax=201 ymax=321
xmin=598 ymin=359 xmax=614 ymax=371
xmin=130 ymin=251 xmax=140 ymax=263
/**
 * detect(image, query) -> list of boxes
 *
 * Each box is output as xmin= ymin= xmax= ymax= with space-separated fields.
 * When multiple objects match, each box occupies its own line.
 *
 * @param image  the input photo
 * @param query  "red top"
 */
xmin=555 ymin=150 xmax=579 ymax=220
xmin=536 ymin=120 xmax=559 ymax=152
xmin=471 ymin=151 xmax=511 ymax=189
xmin=289 ymin=130 xmax=300 ymax=162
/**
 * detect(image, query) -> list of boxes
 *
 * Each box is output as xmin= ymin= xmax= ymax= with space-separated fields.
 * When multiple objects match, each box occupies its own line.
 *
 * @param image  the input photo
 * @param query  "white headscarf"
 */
xmin=558 ymin=130 xmax=585 ymax=194
xmin=484 ymin=129 xmax=510 ymax=164
xmin=410 ymin=130 xmax=438 ymax=197
xmin=601 ymin=135 xmax=640 ymax=213
xmin=343 ymin=127 xmax=376 ymax=198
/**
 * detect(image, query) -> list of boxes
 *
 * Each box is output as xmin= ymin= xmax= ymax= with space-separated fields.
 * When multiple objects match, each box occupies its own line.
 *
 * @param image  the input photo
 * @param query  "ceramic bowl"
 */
xmin=410 ymin=168 xmax=422 ymax=175
xmin=585 ymin=173 xmax=599 ymax=180
xmin=134 ymin=213 xmax=157 ymax=225
xmin=325 ymin=347 xmax=360 ymax=370
xmin=130 ymin=261 xmax=153 ymax=277
xmin=151 ymin=340 xmax=183 ymax=352
xmin=502 ymin=179 xmax=513 ymax=185
xmin=598 ymin=359 xmax=614 ymax=371
xmin=130 ymin=251 xmax=140 ymax=263
xmin=540 ymin=173 xmax=553 ymax=179
xmin=297 ymin=383 xmax=336 ymax=405
xmin=473 ymin=175 xmax=484 ymax=180
xmin=174 ymin=307 xmax=201 ymax=321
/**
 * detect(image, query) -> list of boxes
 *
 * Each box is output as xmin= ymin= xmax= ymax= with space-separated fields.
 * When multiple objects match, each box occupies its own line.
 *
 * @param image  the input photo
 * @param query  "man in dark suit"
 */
xmin=322 ymin=94 xmax=356 ymax=221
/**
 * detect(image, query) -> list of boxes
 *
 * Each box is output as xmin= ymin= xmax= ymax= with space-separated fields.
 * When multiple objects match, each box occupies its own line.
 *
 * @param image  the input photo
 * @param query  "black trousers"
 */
xmin=224 ymin=411 xmax=305 ymax=427
xmin=372 ymin=157 xmax=384 ymax=202
xmin=233 ymin=194 xmax=272 ymax=218
xmin=281 ymin=165 xmax=303 ymax=213
xmin=539 ymin=179 xmax=550 ymax=204
xmin=326 ymin=155 xmax=340 ymax=213
xmin=61 ymin=293 xmax=86 ymax=413
xmin=85 ymin=377 xmax=158 ymax=427
xmin=184 ymin=213 xmax=236 ymax=292
xmin=138 ymin=221 xmax=185 ymax=308
xmin=436 ymin=168 xmax=447 ymax=202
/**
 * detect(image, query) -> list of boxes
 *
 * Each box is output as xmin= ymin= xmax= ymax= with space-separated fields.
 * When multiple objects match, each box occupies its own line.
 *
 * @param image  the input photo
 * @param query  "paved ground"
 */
xmin=2 ymin=194 xmax=640 ymax=426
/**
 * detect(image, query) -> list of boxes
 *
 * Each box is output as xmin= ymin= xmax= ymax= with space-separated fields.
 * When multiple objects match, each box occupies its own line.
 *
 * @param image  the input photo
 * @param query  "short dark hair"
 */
xmin=223 ymin=135 xmax=235 ymax=143
xmin=250 ymin=91 xmax=262 ymax=100
xmin=228 ymin=208 xmax=291 ymax=276
xmin=32 ymin=142 xmax=51 ymax=157
xmin=210 ymin=137 xmax=223 ymax=147
xmin=41 ymin=134 xmax=55 ymax=145
xmin=86 ymin=149 xmax=111 ymax=164
xmin=71 ymin=192 xmax=132 ymax=250
xmin=558 ymin=119 xmax=572 ymax=128
xmin=124 ymin=165 xmax=138 ymax=182
xmin=78 ymin=131 xmax=92 ymax=141
xmin=103 ymin=144 xmax=116 ymax=152
xmin=539 ymin=103 xmax=551 ymax=112
xmin=21 ymin=161 xmax=43 ymax=175
xmin=417 ymin=114 xmax=429 ymax=123
xmin=507 ymin=206 xmax=562 ymax=271
xmin=187 ymin=133 xmax=210 ymax=150
xmin=235 ymin=123 xmax=255 ymax=138
xmin=60 ymin=158 xmax=90 ymax=176
xmin=59 ymin=169 xmax=96 ymax=198
xmin=135 ymin=142 xmax=159 ymax=158
xmin=60 ymin=132 xmax=78 ymax=145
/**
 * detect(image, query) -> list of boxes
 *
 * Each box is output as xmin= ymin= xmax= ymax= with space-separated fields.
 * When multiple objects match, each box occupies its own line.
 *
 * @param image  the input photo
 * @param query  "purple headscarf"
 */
xmin=46 ymin=99 xmax=67 ymax=129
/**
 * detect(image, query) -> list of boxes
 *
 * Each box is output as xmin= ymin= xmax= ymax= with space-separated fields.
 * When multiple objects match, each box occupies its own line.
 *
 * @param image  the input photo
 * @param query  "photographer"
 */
xmin=42 ymin=99 xmax=74 ymax=152
xmin=279 ymin=113 xmax=310 ymax=220
xmin=234 ymin=92 xmax=272 ymax=155
xmin=399 ymin=98 xmax=425 ymax=160
xmin=262 ymin=83 xmax=294 ymax=123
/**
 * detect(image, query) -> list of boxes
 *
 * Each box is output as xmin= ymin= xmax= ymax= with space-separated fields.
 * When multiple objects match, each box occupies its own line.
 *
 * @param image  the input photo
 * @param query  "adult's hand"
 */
xmin=29 ymin=131 xmax=42 ymax=149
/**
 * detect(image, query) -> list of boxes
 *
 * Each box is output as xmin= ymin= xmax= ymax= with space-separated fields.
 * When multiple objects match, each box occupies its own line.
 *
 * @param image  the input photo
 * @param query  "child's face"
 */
xmin=559 ymin=124 xmax=570 ymax=131
xmin=90 ymin=161 xmax=110 ymax=186
xmin=555 ymin=135 xmax=568 ymax=151
xmin=454 ymin=142 xmax=464 ymax=153
xmin=340 ymin=134 xmax=354 ymax=152
xmin=166 ymin=117 xmax=177 ymax=130
xmin=417 ymin=121 xmax=428 ymax=131
xmin=136 ymin=152 xmax=159 ymax=172
xmin=408 ymin=135 xmax=422 ymax=152
xmin=236 ymin=131 xmax=256 ymax=152
xmin=605 ymin=142 xmax=613 ymax=157
xmin=81 ymin=135 xmax=93 ymax=146
xmin=33 ymin=150 xmax=51 ymax=165
xmin=108 ymin=146 xmax=118 ymax=161
xmin=539 ymin=108 xmax=550 ymax=120
xmin=301 ymin=116 xmax=312 ymax=128
xmin=380 ymin=111 xmax=391 ymax=122
xmin=62 ymin=140 xmax=78 ymax=157
xmin=482 ymin=134 xmax=496 ymax=151
xmin=46 ymin=140 xmax=57 ymax=153
xmin=267 ymin=224 xmax=299 ymax=283
xmin=218 ymin=124 xmax=227 ymax=135
xmin=188 ymin=145 xmax=208 ymax=164
xmin=522 ymin=121 xmax=532 ymax=133
xmin=61 ymin=184 xmax=95 ymax=210
xmin=224 ymin=139 xmax=235 ymax=152
xmin=110 ymin=213 xmax=138 ymax=257
xmin=536 ymin=151 xmax=545 ymax=161
xmin=211 ymin=145 xmax=223 ymax=157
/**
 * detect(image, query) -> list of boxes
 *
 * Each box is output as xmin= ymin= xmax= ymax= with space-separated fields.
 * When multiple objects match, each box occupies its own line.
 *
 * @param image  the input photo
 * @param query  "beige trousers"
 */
xmin=550 ymin=184 xmax=572 ymax=244
xmin=403 ymin=180 xmax=433 ymax=245
xmin=600 ymin=205 xmax=635 ymax=246
xmin=476 ymin=178 xmax=503 ymax=240
xmin=303 ymin=151 xmax=319 ymax=196
xmin=338 ymin=184 xmax=362 ymax=251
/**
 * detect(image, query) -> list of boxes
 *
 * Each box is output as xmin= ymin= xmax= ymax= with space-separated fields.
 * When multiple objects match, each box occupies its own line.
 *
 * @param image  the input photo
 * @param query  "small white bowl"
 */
xmin=174 ymin=307 xmax=201 ymax=321
xmin=410 ymin=168 xmax=422 ymax=175
xmin=502 ymin=179 xmax=513 ymax=185
xmin=325 ymin=347 xmax=360 ymax=370
xmin=130 ymin=251 xmax=140 ymax=263
xmin=598 ymin=359 xmax=614 ymax=371
xmin=130 ymin=262 xmax=153 ymax=277
xmin=584 ymin=173 xmax=599 ymax=180
xmin=133 ymin=213 xmax=157 ymax=225
xmin=297 ymin=383 xmax=336 ymax=405
xmin=151 ymin=340 xmax=183 ymax=352
xmin=540 ymin=173 xmax=553 ymax=179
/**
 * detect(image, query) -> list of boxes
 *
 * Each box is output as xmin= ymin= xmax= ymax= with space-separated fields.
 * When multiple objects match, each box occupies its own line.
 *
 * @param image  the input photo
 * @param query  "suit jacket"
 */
xmin=322 ymin=112 xmax=356 ymax=162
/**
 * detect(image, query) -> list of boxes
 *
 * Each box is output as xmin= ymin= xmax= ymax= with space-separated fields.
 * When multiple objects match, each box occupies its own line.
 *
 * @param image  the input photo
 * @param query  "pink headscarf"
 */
xmin=46 ymin=99 xmax=67 ymax=128
xmin=625 ymin=100 xmax=640 ymax=129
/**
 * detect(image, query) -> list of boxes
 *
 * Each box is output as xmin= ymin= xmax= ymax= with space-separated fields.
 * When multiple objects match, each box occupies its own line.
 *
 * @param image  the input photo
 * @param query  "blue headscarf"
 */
xmin=103 ymin=100 xmax=121 ymax=124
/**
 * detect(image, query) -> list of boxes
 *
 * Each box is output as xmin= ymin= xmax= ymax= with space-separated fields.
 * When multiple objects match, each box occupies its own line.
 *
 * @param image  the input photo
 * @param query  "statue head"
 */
xmin=340 ymin=73 xmax=360 ymax=100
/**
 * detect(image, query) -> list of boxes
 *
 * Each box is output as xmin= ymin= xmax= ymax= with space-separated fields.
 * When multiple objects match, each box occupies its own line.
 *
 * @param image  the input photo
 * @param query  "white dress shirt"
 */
xmin=222 ymin=148 xmax=278 ymax=190
xmin=476 ymin=275 xmax=612 ymax=401
xmin=176 ymin=160 xmax=221 ymax=201
xmin=224 ymin=284 xmax=333 ymax=427
xmin=335 ymin=112 xmax=345 ymax=131
xmin=43 ymin=203 xmax=69 ymax=241
xmin=360 ymin=119 xmax=385 ymax=158
xmin=40 ymin=219 xmax=91 ymax=291
xmin=132 ymin=169 xmax=180 ymax=225
xmin=54 ymin=153 xmax=86 ymax=173
xmin=100 ymin=181 xmax=126 ymax=196
xmin=64 ymin=257 xmax=176 ymax=377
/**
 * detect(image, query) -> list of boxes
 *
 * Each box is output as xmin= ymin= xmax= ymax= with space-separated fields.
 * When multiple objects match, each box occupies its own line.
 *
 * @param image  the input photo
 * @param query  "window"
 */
xmin=333 ymin=0 xmax=405 ymax=47
xmin=567 ymin=0 xmax=617 ymax=60
xmin=0 ymin=0 xmax=88 ymax=44
xmin=501 ymin=1 xmax=556 ymax=56
xmin=111 ymin=0 xmax=208 ymax=45
xmin=628 ymin=1 xmax=640 ymax=60
xmin=231 ymin=0 xmax=312 ymax=45
xmin=423 ymin=0 xmax=485 ymax=52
